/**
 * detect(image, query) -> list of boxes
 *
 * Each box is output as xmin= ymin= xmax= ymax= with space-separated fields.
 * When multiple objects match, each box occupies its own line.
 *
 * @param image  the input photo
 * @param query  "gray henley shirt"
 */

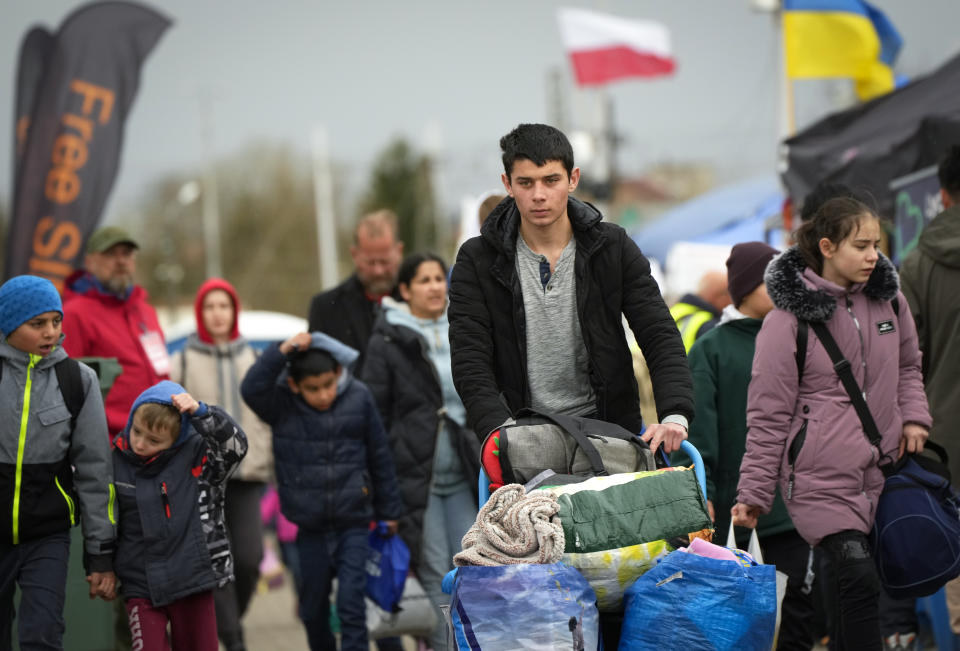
xmin=515 ymin=233 xmax=597 ymax=417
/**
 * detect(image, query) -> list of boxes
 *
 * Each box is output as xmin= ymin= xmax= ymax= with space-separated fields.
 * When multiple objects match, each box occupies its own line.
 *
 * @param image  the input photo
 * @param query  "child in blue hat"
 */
xmin=0 ymin=275 xmax=116 ymax=648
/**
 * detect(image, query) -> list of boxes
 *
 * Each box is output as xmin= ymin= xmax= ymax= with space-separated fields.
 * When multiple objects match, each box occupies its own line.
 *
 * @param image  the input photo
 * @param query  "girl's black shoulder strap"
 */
xmin=796 ymin=320 xmax=808 ymax=385
xmin=794 ymin=297 xmax=898 ymax=385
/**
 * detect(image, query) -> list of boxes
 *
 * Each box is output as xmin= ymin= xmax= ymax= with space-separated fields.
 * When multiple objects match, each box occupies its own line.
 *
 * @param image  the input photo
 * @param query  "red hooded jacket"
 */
xmin=62 ymin=271 xmax=169 ymax=439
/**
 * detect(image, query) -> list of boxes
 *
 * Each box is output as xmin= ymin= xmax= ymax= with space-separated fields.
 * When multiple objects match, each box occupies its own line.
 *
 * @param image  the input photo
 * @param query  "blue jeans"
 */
xmin=420 ymin=487 xmax=479 ymax=651
xmin=297 ymin=528 xmax=369 ymax=651
xmin=0 ymin=530 xmax=70 ymax=651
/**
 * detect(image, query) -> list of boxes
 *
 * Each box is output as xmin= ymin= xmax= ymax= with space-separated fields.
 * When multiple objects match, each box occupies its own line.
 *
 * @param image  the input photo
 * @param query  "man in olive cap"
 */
xmin=62 ymin=226 xmax=170 ymax=440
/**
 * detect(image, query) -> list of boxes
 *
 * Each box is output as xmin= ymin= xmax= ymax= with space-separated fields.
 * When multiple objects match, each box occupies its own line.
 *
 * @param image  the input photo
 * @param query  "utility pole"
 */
xmin=199 ymin=90 xmax=222 ymax=279
xmin=312 ymin=126 xmax=338 ymax=289
xmin=547 ymin=66 xmax=568 ymax=132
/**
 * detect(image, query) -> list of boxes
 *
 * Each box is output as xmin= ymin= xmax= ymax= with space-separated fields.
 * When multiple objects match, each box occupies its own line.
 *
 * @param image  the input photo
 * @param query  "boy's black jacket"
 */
xmin=113 ymin=401 xmax=247 ymax=607
xmin=241 ymin=343 xmax=402 ymax=530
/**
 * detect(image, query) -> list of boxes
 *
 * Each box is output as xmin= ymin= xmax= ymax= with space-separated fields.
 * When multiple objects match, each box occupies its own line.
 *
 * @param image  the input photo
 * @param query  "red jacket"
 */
xmin=62 ymin=271 xmax=170 ymax=439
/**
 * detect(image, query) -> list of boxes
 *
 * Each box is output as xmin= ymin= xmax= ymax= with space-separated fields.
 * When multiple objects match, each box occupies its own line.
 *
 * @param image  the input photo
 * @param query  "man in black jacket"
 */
xmin=449 ymin=123 xmax=693 ymax=455
xmin=307 ymin=210 xmax=403 ymax=375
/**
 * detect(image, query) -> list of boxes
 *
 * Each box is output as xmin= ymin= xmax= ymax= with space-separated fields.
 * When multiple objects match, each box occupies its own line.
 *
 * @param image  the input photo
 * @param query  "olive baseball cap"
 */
xmin=86 ymin=226 xmax=139 ymax=254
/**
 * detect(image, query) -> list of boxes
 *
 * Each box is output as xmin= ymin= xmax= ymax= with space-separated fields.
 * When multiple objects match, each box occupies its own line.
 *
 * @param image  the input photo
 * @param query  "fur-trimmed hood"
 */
xmin=764 ymin=246 xmax=899 ymax=322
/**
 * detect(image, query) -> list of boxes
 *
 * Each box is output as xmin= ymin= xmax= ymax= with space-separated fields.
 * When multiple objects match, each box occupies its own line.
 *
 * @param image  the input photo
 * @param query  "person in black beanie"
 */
xmin=726 ymin=241 xmax=779 ymax=310
xmin=674 ymin=241 xmax=817 ymax=649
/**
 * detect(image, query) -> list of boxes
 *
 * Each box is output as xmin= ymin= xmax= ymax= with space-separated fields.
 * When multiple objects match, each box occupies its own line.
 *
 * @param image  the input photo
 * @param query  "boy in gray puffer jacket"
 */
xmin=0 ymin=275 xmax=116 ymax=650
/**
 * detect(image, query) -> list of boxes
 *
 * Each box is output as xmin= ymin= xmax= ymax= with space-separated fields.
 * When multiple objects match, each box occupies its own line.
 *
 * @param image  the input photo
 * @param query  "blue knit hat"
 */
xmin=0 ymin=275 xmax=63 ymax=336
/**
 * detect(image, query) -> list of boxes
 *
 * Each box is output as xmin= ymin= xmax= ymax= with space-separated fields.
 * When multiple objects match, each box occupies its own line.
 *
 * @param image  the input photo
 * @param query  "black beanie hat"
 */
xmin=726 ymin=242 xmax=779 ymax=308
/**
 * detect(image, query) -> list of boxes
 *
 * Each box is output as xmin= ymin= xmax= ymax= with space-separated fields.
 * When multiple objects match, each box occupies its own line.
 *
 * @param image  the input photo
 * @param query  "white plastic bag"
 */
xmin=366 ymin=575 xmax=438 ymax=639
xmin=726 ymin=523 xmax=788 ymax=649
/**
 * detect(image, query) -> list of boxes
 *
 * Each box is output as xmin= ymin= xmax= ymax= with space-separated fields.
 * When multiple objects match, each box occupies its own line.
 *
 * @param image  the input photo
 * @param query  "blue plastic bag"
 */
xmin=619 ymin=550 xmax=776 ymax=650
xmin=450 ymin=563 xmax=600 ymax=651
xmin=366 ymin=522 xmax=410 ymax=613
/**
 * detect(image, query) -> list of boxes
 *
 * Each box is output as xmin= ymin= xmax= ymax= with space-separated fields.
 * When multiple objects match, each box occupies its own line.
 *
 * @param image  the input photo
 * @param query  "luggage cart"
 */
xmin=442 ymin=439 xmax=707 ymax=594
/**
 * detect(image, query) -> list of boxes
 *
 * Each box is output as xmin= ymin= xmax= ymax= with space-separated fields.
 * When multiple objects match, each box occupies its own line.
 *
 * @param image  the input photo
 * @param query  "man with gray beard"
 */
xmin=62 ymin=226 xmax=170 ymax=441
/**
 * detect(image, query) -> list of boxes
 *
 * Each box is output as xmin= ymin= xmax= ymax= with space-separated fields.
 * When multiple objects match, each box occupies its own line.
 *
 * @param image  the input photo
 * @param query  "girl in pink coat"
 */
xmin=733 ymin=197 xmax=931 ymax=649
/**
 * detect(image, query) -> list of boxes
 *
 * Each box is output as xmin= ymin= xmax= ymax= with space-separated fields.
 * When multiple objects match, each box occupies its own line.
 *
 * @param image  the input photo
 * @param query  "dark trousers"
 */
xmin=297 ymin=528 xmax=369 ymax=651
xmin=214 ymin=480 xmax=265 ymax=651
xmin=760 ymin=529 xmax=817 ymax=650
xmin=0 ymin=530 xmax=69 ymax=651
xmin=878 ymin=590 xmax=917 ymax=637
xmin=820 ymin=530 xmax=881 ymax=651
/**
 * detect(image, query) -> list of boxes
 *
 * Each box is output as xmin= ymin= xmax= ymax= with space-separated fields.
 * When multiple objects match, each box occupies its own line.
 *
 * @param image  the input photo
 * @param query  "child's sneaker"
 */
xmin=882 ymin=632 xmax=919 ymax=651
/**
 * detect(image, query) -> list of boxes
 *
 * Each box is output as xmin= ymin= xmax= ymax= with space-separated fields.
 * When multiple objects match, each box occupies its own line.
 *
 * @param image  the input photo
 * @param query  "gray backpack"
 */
xmin=485 ymin=408 xmax=657 ymax=487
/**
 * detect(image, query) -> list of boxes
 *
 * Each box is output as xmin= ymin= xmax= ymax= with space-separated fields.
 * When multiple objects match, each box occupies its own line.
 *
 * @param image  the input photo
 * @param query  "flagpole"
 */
xmin=311 ymin=126 xmax=338 ymax=290
xmin=778 ymin=5 xmax=796 ymax=138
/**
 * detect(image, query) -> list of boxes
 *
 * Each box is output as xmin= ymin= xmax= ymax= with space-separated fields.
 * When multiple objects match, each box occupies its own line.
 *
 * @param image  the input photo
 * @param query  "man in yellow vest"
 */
xmin=670 ymin=270 xmax=730 ymax=352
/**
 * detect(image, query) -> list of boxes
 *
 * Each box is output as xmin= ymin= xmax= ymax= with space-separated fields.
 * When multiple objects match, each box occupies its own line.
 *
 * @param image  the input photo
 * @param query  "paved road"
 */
xmin=243 ymin=572 xmax=420 ymax=651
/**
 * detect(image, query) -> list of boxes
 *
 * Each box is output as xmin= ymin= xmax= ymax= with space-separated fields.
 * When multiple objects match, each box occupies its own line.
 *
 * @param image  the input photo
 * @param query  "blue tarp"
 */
xmin=630 ymin=176 xmax=784 ymax=266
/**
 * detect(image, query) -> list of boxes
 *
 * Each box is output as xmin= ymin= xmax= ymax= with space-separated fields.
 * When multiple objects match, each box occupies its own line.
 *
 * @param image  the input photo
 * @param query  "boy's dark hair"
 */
xmin=289 ymin=348 xmax=339 ymax=382
xmin=795 ymin=197 xmax=877 ymax=274
xmin=397 ymin=252 xmax=448 ymax=288
xmin=135 ymin=402 xmax=181 ymax=439
xmin=500 ymin=123 xmax=574 ymax=180
xmin=799 ymin=182 xmax=861 ymax=223
xmin=937 ymin=145 xmax=960 ymax=203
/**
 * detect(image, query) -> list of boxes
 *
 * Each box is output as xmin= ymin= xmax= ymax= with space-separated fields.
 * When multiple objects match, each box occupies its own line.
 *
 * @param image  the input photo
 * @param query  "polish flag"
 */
xmin=557 ymin=8 xmax=675 ymax=86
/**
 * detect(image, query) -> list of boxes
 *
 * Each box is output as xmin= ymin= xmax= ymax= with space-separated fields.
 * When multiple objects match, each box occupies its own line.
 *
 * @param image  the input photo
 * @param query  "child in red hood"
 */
xmin=170 ymin=278 xmax=273 ymax=651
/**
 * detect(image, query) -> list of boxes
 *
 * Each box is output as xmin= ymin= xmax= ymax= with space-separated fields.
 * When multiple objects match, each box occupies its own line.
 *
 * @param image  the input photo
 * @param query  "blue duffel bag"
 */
xmin=870 ymin=441 xmax=960 ymax=599
xmin=619 ymin=550 xmax=777 ymax=650
xmin=449 ymin=563 xmax=600 ymax=651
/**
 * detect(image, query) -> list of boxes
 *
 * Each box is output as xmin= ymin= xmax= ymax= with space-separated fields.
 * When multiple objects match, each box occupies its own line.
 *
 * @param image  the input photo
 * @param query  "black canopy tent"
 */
xmin=782 ymin=51 xmax=960 ymax=218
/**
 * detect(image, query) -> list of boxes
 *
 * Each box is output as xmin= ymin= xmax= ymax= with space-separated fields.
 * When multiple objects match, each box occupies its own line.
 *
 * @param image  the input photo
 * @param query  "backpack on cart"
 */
xmin=480 ymin=408 xmax=657 ymax=491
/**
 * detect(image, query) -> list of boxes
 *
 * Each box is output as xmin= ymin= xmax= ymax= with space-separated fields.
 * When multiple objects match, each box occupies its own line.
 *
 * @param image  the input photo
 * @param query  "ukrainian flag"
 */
xmin=783 ymin=0 xmax=902 ymax=100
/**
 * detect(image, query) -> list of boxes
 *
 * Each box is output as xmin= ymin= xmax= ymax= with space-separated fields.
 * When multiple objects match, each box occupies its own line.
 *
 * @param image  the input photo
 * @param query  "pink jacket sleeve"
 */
xmin=738 ymin=310 xmax=799 ymax=513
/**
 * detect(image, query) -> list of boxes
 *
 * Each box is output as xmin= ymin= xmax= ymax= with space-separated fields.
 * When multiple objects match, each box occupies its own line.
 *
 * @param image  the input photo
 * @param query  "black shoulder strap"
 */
xmin=54 ymin=358 xmax=84 ymax=432
xmin=796 ymin=320 xmax=808 ymax=385
xmin=797 ymin=300 xmax=898 ymax=383
xmin=807 ymin=321 xmax=893 ymax=471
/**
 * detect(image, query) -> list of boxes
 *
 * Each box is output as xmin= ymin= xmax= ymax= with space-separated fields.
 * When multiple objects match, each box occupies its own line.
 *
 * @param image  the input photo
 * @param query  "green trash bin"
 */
xmin=75 ymin=357 xmax=124 ymax=403
xmin=62 ymin=526 xmax=116 ymax=650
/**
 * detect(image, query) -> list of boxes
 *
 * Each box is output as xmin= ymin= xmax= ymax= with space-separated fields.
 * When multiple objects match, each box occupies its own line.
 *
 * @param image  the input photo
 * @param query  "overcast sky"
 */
xmin=3 ymin=0 xmax=959 ymax=222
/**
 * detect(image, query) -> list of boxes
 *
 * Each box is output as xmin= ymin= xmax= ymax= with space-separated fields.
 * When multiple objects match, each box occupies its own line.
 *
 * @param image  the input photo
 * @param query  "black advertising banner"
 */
xmin=13 ymin=26 xmax=55 ymax=189
xmin=5 ymin=2 xmax=171 ymax=288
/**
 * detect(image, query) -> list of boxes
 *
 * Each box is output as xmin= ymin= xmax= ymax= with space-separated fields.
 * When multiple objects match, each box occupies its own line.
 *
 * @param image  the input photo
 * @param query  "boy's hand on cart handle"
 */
xmin=731 ymin=503 xmax=760 ymax=529
xmin=640 ymin=422 xmax=687 ymax=455
xmin=900 ymin=423 xmax=928 ymax=458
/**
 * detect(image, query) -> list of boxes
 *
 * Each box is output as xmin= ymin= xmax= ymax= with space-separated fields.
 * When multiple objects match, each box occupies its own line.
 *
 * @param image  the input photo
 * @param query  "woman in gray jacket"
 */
xmin=733 ymin=198 xmax=931 ymax=650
